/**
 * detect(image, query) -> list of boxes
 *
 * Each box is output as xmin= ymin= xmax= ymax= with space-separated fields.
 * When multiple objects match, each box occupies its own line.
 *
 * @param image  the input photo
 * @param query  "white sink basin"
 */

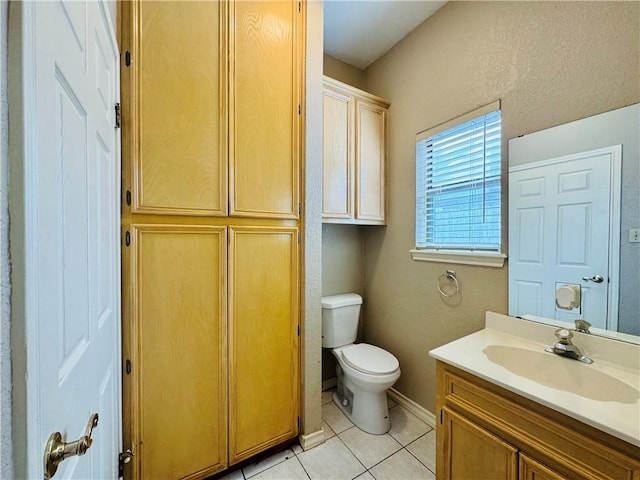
xmin=483 ymin=344 xmax=639 ymax=403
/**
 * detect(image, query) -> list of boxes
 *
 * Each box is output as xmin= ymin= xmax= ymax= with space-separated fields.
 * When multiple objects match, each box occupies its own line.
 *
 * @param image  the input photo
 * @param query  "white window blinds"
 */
xmin=415 ymin=105 xmax=501 ymax=251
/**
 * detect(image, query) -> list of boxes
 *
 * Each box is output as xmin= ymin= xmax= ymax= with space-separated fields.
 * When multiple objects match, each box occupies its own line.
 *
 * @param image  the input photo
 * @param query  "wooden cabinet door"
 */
xmin=230 ymin=1 xmax=302 ymax=218
xmin=520 ymin=454 xmax=569 ymax=480
xmin=128 ymin=1 xmax=227 ymax=216
xmin=130 ymin=225 xmax=227 ymax=480
xmin=440 ymin=407 xmax=518 ymax=480
xmin=322 ymin=86 xmax=354 ymax=219
xmin=355 ymin=99 xmax=386 ymax=223
xmin=228 ymin=227 xmax=299 ymax=464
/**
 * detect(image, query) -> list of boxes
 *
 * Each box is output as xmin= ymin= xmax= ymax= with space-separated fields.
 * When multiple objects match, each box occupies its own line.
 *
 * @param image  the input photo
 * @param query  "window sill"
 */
xmin=409 ymin=249 xmax=507 ymax=268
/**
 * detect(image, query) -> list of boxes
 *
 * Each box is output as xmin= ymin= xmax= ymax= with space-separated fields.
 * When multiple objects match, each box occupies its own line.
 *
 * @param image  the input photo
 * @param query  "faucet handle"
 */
xmin=574 ymin=319 xmax=591 ymax=334
xmin=554 ymin=328 xmax=573 ymax=343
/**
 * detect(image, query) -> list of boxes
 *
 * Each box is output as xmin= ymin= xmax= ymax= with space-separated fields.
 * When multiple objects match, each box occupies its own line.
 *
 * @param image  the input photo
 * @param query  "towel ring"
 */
xmin=437 ymin=270 xmax=459 ymax=298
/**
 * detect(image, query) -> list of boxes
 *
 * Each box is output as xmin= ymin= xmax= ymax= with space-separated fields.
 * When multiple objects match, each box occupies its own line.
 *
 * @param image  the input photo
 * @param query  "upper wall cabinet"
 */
xmin=125 ymin=1 xmax=302 ymax=219
xmin=322 ymin=76 xmax=390 ymax=225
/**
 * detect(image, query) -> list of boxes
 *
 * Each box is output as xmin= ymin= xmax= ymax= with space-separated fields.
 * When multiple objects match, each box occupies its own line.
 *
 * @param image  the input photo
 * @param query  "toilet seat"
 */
xmin=341 ymin=344 xmax=399 ymax=375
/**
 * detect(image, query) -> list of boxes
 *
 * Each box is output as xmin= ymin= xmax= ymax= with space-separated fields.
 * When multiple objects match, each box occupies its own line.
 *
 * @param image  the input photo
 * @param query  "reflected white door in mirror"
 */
xmin=508 ymin=145 xmax=621 ymax=330
xmin=507 ymin=103 xmax=639 ymax=339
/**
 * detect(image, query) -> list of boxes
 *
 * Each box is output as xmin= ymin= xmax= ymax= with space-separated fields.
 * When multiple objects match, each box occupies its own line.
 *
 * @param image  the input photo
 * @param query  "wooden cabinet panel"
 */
xmin=520 ymin=454 xmax=569 ymax=480
xmin=437 ymin=362 xmax=640 ymax=480
xmin=228 ymin=227 xmax=299 ymax=464
xmin=356 ymin=100 xmax=386 ymax=222
xmin=441 ymin=407 xmax=518 ymax=480
xmin=131 ymin=225 xmax=227 ymax=479
xmin=230 ymin=1 xmax=301 ymax=218
xmin=322 ymin=88 xmax=353 ymax=218
xmin=131 ymin=2 xmax=227 ymax=216
xmin=322 ymin=77 xmax=389 ymax=224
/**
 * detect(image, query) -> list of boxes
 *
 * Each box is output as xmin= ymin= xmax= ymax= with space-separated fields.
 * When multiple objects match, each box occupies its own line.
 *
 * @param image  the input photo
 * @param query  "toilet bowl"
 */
xmin=322 ymin=294 xmax=401 ymax=434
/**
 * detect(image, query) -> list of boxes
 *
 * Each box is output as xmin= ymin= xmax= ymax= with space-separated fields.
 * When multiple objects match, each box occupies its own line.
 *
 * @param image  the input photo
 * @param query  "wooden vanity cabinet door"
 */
xmin=322 ymin=86 xmax=354 ymax=220
xmin=520 ymin=454 xmax=569 ymax=480
xmin=230 ymin=0 xmax=301 ymax=219
xmin=355 ymin=99 xmax=386 ymax=223
xmin=228 ymin=227 xmax=300 ymax=464
xmin=440 ymin=407 xmax=518 ymax=480
xmin=130 ymin=1 xmax=227 ymax=216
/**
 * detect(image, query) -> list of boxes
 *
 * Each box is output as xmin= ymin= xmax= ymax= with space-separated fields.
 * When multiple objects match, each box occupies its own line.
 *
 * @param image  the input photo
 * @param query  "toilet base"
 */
xmin=333 ymin=376 xmax=391 ymax=435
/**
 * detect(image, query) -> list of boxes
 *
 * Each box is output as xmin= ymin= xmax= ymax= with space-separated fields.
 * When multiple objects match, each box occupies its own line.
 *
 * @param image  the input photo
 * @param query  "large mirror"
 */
xmin=508 ymin=103 xmax=639 ymax=343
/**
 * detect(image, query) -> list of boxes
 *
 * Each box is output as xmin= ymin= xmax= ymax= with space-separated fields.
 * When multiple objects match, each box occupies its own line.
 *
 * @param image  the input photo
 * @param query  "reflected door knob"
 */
xmin=581 ymin=274 xmax=604 ymax=283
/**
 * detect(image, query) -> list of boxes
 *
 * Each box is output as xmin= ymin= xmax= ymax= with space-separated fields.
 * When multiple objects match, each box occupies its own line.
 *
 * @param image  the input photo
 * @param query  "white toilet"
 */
xmin=322 ymin=293 xmax=401 ymax=435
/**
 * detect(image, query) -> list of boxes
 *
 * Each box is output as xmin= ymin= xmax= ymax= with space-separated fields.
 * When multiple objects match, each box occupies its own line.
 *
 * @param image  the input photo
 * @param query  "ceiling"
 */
xmin=324 ymin=1 xmax=447 ymax=70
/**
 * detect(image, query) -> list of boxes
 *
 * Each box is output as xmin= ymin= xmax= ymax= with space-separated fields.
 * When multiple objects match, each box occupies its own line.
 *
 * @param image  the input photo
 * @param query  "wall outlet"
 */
xmin=630 ymin=228 xmax=640 ymax=243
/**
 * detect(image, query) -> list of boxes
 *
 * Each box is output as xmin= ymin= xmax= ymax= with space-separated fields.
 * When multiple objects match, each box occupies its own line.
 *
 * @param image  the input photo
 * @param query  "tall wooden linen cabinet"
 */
xmin=120 ymin=2 xmax=304 ymax=479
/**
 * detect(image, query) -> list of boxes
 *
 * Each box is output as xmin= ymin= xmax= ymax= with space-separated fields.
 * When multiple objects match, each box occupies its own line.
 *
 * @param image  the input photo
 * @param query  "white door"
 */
xmin=14 ymin=1 xmax=121 ymax=478
xmin=508 ymin=146 xmax=621 ymax=330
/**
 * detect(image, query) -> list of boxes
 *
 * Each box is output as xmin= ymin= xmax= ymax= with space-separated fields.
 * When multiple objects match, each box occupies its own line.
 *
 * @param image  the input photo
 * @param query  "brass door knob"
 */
xmin=43 ymin=413 xmax=99 ymax=479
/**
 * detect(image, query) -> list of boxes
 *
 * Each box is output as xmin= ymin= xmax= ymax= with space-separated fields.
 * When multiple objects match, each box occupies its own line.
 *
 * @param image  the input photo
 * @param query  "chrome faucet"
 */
xmin=544 ymin=328 xmax=593 ymax=364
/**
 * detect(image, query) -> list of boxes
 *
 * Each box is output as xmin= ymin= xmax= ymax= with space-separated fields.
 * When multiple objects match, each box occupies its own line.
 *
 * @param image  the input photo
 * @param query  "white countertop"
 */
xmin=429 ymin=312 xmax=640 ymax=448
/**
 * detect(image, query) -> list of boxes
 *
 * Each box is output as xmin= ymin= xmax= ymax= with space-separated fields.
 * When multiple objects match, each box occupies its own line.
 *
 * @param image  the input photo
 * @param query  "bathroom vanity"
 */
xmin=430 ymin=313 xmax=640 ymax=480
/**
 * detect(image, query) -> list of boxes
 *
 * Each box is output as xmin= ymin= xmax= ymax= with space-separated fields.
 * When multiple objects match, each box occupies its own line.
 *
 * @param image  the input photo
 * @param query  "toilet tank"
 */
xmin=321 ymin=293 xmax=363 ymax=348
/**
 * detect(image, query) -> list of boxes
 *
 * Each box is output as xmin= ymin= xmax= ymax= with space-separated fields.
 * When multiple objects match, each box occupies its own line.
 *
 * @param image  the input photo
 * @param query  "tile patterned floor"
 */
xmin=220 ymin=390 xmax=436 ymax=480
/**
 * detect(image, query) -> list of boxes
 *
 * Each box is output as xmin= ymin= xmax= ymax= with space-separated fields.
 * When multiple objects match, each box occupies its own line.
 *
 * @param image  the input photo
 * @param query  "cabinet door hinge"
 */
xmin=440 ymin=409 xmax=443 ymax=425
xmin=125 ymin=231 xmax=130 ymax=247
xmin=118 ymin=449 xmax=134 ymax=478
xmin=298 ymin=104 xmax=301 ymax=115
xmin=115 ymin=103 xmax=121 ymax=128
xmin=125 ymin=359 xmax=132 ymax=375
xmin=298 ymin=203 xmax=301 ymax=215
xmin=297 ymin=325 xmax=300 ymax=336
xmin=125 ymin=50 xmax=131 ymax=67
xmin=297 ymin=232 xmax=301 ymax=244
xmin=297 ymin=416 xmax=300 ymax=429
xmin=125 ymin=190 xmax=131 ymax=206
xmin=298 ymin=2 xmax=301 ymax=12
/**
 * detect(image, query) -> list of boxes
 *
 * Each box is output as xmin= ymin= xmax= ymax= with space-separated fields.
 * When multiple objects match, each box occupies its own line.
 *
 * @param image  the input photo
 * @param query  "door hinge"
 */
xmin=125 ymin=359 xmax=132 ymax=375
xmin=297 ymin=416 xmax=300 ymax=429
xmin=298 ymin=104 xmax=301 ymax=115
xmin=298 ymin=203 xmax=301 ymax=215
xmin=298 ymin=2 xmax=301 ymax=12
xmin=118 ymin=449 xmax=134 ymax=478
xmin=125 ymin=190 xmax=131 ymax=206
xmin=125 ymin=231 xmax=130 ymax=247
xmin=115 ymin=103 xmax=121 ymax=128
xmin=125 ymin=50 xmax=131 ymax=67
xmin=297 ymin=232 xmax=300 ymax=244
xmin=440 ymin=409 xmax=443 ymax=425
xmin=297 ymin=325 xmax=300 ymax=337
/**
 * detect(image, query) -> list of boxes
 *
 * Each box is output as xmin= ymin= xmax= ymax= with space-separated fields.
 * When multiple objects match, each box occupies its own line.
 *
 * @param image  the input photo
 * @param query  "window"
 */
xmin=412 ymin=101 xmax=505 ymax=267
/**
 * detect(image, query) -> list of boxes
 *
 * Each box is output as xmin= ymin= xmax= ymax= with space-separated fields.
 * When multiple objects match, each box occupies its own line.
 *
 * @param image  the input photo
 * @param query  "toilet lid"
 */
xmin=341 ymin=344 xmax=399 ymax=375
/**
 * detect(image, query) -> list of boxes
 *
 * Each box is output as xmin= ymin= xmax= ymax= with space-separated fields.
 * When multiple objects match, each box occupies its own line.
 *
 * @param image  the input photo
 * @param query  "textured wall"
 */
xmin=321 ymin=54 xmax=367 ymax=383
xmin=302 ymin=0 xmax=324 ymax=441
xmin=323 ymin=54 xmax=365 ymax=89
xmin=362 ymin=1 xmax=640 ymax=413
xmin=0 ymin=0 xmax=12 ymax=477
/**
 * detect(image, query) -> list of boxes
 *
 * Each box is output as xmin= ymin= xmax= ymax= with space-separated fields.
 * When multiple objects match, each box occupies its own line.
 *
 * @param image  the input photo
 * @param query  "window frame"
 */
xmin=411 ymin=101 xmax=506 ymax=267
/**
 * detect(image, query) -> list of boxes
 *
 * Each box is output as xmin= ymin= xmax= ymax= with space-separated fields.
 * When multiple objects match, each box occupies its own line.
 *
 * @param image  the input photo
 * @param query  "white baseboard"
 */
xmin=298 ymin=428 xmax=325 ymax=451
xmin=322 ymin=377 xmax=337 ymax=391
xmin=387 ymin=388 xmax=436 ymax=428
xmin=322 ymin=378 xmax=436 ymax=429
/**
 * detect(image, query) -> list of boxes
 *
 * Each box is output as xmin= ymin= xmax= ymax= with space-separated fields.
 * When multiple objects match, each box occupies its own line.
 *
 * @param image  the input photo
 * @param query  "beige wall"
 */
xmin=323 ymin=53 xmax=365 ymax=89
xmin=321 ymin=224 xmax=365 ymax=381
xmin=362 ymin=1 xmax=640 ymax=414
xmin=321 ymin=54 xmax=367 ymax=383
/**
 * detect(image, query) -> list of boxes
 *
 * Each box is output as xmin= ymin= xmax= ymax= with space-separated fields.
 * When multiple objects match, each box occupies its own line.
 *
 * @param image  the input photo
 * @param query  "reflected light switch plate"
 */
xmin=630 ymin=228 xmax=640 ymax=243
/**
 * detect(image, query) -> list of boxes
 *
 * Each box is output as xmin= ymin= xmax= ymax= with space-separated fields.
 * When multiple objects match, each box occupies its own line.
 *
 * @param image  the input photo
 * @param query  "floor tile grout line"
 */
xmin=403 ymin=444 xmax=436 ymax=476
